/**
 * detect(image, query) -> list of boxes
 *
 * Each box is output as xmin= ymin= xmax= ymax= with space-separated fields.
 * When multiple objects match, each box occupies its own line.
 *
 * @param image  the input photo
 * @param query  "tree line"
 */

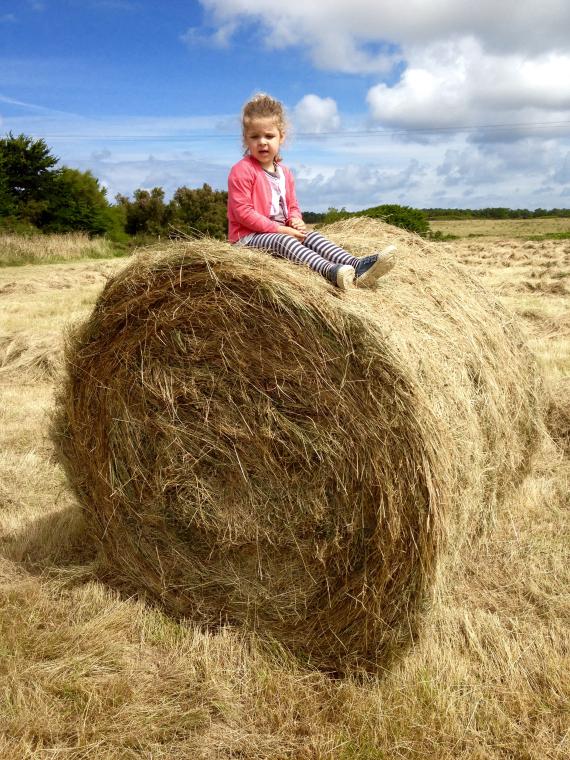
xmin=0 ymin=133 xmax=124 ymax=237
xmin=423 ymin=207 xmax=570 ymax=219
xmin=0 ymin=133 xmax=228 ymax=242
xmin=306 ymin=205 xmax=570 ymax=225
xmin=2 ymin=133 xmax=569 ymax=243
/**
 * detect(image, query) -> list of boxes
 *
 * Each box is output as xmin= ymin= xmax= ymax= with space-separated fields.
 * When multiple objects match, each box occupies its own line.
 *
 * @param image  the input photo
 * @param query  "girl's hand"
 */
xmin=289 ymin=217 xmax=307 ymax=232
xmin=278 ymin=225 xmax=306 ymax=241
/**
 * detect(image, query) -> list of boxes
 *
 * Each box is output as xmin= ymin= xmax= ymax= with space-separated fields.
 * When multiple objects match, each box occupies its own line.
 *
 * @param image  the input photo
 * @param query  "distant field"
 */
xmin=430 ymin=216 xmax=570 ymax=239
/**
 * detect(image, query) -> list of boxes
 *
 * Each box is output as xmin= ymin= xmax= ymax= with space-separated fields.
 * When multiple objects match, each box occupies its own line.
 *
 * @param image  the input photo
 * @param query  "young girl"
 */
xmin=227 ymin=93 xmax=396 ymax=290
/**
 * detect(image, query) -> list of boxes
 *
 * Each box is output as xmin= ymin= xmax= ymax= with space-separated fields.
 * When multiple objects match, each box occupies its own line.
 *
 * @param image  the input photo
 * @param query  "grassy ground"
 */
xmin=429 ymin=217 xmax=570 ymax=240
xmin=0 ymin=232 xmax=568 ymax=758
xmin=0 ymin=232 xmax=125 ymax=266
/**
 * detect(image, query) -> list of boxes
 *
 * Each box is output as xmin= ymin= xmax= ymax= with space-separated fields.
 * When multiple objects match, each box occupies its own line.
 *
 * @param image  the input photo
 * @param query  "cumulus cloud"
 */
xmin=74 ymin=152 xmax=228 ymax=199
xmin=367 ymin=38 xmax=570 ymax=130
xmin=436 ymin=148 xmax=506 ymax=188
xmin=435 ymin=138 xmax=570 ymax=195
xmin=295 ymin=159 xmax=424 ymax=208
xmin=292 ymin=95 xmax=340 ymax=134
xmin=198 ymin=1 xmax=570 ymax=64
xmin=198 ymin=1 xmax=570 ymax=137
xmin=198 ymin=0 xmax=404 ymax=73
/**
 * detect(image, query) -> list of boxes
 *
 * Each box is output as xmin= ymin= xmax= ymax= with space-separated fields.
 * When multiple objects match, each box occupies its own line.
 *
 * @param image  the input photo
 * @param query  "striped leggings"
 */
xmin=243 ymin=231 xmax=359 ymax=283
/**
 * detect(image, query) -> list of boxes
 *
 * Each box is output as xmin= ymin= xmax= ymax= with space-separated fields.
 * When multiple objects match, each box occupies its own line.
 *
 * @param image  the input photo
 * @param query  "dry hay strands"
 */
xmin=0 ymin=331 xmax=63 ymax=380
xmin=52 ymin=221 xmax=545 ymax=673
xmin=546 ymin=377 xmax=570 ymax=455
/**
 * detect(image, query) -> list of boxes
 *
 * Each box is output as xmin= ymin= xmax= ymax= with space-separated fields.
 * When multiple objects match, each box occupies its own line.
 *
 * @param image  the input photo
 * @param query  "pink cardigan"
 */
xmin=227 ymin=156 xmax=303 ymax=243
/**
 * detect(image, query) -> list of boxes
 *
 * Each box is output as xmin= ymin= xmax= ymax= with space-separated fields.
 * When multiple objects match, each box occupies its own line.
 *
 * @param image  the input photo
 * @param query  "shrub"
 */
xmin=322 ymin=207 xmax=352 ymax=225
xmin=361 ymin=204 xmax=429 ymax=236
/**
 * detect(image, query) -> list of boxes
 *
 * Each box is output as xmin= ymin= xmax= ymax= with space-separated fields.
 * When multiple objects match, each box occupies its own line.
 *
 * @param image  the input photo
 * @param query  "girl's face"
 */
xmin=243 ymin=117 xmax=284 ymax=170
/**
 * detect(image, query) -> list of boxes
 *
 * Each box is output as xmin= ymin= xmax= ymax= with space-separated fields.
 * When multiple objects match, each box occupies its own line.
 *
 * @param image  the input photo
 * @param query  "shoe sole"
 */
xmin=336 ymin=265 xmax=356 ymax=290
xmin=356 ymin=245 xmax=396 ymax=288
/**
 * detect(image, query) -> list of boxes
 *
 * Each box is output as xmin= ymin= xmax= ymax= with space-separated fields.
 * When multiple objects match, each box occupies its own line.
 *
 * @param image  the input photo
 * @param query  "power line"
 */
xmin=24 ymin=119 xmax=570 ymax=142
xmin=336 ymin=120 xmax=570 ymax=136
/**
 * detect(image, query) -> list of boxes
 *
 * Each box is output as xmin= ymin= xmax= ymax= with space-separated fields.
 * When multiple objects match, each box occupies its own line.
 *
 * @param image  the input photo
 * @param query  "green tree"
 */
xmin=0 ymin=133 xmax=58 ymax=222
xmin=43 ymin=167 xmax=113 ymax=235
xmin=302 ymin=210 xmax=326 ymax=224
xmin=322 ymin=206 xmax=351 ymax=224
xmin=169 ymin=183 xmax=228 ymax=239
xmin=104 ymin=203 xmax=129 ymax=243
xmin=118 ymin=187 xmax=170 ymax=236
xmin=0 ymin=156 xmax=14 ymax=217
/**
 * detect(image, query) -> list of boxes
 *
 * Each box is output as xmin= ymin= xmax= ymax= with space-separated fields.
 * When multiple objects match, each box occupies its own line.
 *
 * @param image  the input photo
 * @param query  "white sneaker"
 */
xmin=334 ymin=264 xmax=356 ymax=290
xmin=355 ymin=245 xmax=397 ymax=288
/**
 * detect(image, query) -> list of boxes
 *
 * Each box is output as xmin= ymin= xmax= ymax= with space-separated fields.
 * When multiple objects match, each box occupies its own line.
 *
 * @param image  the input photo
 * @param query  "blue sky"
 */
xmin=2 ymin=0 xmax=570 ymax=210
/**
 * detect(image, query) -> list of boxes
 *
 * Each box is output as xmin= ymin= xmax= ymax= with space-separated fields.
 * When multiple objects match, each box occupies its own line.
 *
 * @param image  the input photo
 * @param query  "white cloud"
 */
xmin=292 ymin=95 xmax=340 ymax=134
xmin=436 ymin=147 xmax=505 ymax=188
xmin=295 ymin=159 xmax=424 ymax=208
xmin=198 ymin=1 xmax=570 ymax=137
xmin=435 ymin=138 xmax=570 ymax=196
xmin=367 ymin=39 xmax=570 ymax=131
xmin=198 ymin=0 xmax=402 ymax=73
xmin=198 ymin=1 xmax=570 ymax=65
xmin=181 ymin=22 xmax=237 ymax=48
xmin=74 ymin=152 xmax=228 ymax=200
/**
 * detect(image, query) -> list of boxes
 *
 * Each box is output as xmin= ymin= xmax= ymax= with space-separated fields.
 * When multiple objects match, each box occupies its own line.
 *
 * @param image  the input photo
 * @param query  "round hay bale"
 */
xmin=52 ymin=219 xmax=544 ymax=672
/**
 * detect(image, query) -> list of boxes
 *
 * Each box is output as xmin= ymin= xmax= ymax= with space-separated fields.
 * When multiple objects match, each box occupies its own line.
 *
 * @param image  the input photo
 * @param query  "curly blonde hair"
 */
xmin=241 ymin=93 xmax=288 ymax=159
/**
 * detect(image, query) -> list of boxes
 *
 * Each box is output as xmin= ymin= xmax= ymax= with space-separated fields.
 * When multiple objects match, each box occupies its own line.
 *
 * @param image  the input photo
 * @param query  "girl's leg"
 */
xmin=304 ymin=231 xmax=397 ymax=287
xmin=244 ymin=232 xmax=341 ymax=283
xmin=302 ymin=231 xmax=359 ymax=268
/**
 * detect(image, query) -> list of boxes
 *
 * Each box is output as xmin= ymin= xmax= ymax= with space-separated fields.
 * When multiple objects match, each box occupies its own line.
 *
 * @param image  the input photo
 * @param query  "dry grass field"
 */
xmin=430 ymin=217 xmax=570 ymax=239
xmin=0 ymin=232 xmax=119 ymax=267
xmin=0 ymin=227 xmax=568 ymax=758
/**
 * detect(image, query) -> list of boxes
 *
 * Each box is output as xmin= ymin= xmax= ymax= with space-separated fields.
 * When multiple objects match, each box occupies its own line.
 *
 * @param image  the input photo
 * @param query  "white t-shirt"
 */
xmin=263 ymin=164 xmax=288 ymax=223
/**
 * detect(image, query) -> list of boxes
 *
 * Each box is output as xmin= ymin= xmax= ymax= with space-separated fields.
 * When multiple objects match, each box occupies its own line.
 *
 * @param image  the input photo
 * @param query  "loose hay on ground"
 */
xmin=0 ymin=331 xmax=63 ymax=379
xmin=546 ymin=376 xmax=570 ymax=455
xmin=52 ymin=219 xmax=545 ymax=673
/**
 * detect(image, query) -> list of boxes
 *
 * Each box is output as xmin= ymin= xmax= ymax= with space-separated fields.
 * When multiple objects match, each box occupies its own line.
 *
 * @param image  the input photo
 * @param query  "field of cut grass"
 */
xmin=0 ymin=230 xmax=568 ymax=758
xmin=430 ymin=216 xmax=570 ymax=240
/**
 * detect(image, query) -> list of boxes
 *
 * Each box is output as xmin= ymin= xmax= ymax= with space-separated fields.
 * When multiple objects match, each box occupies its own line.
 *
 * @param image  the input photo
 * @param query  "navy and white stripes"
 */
xmin=243 ymin=231 xmax=359 ymax=283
